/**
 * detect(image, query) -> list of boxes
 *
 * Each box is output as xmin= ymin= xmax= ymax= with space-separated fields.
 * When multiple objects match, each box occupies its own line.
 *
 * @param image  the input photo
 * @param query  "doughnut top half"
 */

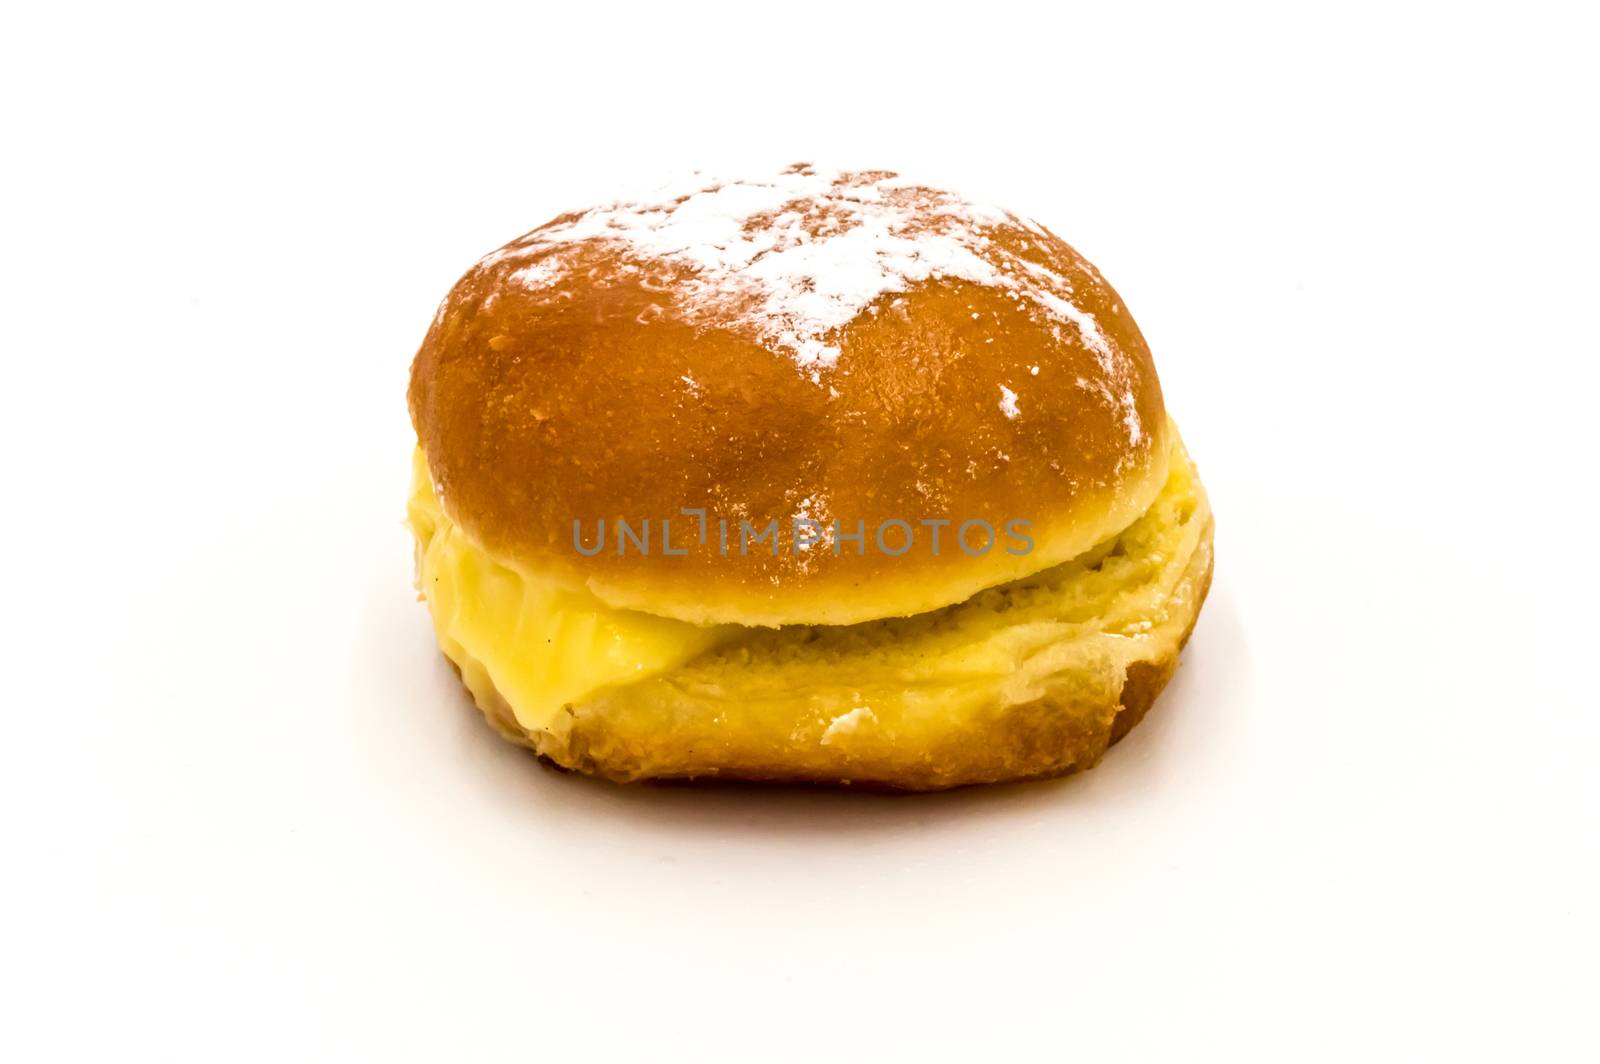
xmin=409 ymin=164 xmax=1168 ymax=626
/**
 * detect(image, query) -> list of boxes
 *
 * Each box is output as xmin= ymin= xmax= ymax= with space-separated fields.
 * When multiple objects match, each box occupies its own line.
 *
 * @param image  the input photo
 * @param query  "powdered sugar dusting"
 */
xmin=485 ymin=165 xmax=1131 ymax=394
xmin=1120 ymin=390 xmax=1143 ymax=445
xmin=820 ymin=705 xmax=877 ymax=745
xmin=508 ymin=258 xmax=562 ymax=291
xmin=998 ymin=384 xmax=1021 ymax=420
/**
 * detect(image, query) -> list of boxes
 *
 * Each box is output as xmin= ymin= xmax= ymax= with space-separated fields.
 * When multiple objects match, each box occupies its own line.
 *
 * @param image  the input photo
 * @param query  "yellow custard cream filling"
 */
xmin=407 ymin=448 xmax=732 ymax=730
xmin=408 ymin=427 xmax=1208 ymax=734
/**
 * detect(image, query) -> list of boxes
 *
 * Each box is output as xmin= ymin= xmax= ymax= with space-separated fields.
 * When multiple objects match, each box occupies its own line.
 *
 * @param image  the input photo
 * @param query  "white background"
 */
xmin=4 ymin=2 xmax=1596 ymax=1060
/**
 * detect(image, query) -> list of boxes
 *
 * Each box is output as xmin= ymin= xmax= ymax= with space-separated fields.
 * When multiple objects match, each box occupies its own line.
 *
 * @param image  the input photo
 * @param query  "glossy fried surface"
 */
xmin=409 ymin=167 xmax=1169 ymax=626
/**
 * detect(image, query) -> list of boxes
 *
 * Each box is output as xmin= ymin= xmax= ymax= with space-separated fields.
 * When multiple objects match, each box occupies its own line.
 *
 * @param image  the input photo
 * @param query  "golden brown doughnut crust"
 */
xmin=409 ymin=165 xmax=1169 ymax=627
